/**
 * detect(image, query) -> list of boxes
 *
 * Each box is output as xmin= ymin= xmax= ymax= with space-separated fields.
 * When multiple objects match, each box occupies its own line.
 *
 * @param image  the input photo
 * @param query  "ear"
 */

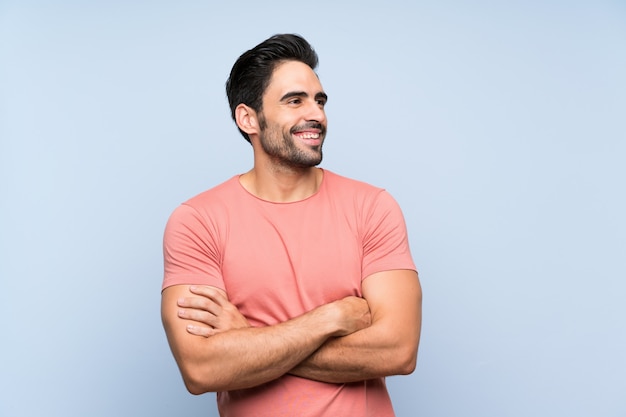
xmin=235 ymin=104 xmax=260 ymax=136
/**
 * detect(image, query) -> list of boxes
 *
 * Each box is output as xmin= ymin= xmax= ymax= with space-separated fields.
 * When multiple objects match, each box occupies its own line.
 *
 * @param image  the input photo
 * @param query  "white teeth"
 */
xmin=297 ymin=133 xmax=319 ymax=139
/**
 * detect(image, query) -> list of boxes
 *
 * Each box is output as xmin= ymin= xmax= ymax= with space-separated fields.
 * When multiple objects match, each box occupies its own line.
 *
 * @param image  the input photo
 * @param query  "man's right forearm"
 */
xmin=162 ymin=285 xmax=371 ymax=394
xmin=176 ymin=309 xmax=336 ymax=393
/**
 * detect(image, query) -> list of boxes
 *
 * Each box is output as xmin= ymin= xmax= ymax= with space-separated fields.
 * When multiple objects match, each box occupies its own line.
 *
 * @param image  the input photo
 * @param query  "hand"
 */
xmin=177 ymin=285 xmax=251 ymax=337
xmin=330 ymin=296 xmax=372 ymax=337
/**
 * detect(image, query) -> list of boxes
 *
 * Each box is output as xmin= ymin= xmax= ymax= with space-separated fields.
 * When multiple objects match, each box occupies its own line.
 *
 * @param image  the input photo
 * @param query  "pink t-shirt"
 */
xmin=163 ymin=169 xmax=416 ymax=417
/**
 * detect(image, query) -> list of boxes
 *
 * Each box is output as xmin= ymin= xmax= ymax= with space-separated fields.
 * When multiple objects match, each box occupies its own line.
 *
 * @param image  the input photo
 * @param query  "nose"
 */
xmin=304 ymin=99 xmax=326 ymax=124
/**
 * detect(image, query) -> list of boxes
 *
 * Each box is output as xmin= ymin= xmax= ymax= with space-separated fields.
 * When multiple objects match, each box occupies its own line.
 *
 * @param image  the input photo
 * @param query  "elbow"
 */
xmin=378 ymin=327 xmax=420 ymax=376
xmin=391 ymin=344 xmax=419 ymax=376
xmin=182 ymin=370 xmax=211 ymax=395
xmin=185 ymin=382 xmax=206 ymax=396
xmin=396 ymin=348 xmax=417 ymax=375
xmin=175 ymin=350 xmax=239 ymax=393
xmin=180 ymin=364 xmax=222 ymax=395
xmin=398 ymin=351 xmax=417 ymax=375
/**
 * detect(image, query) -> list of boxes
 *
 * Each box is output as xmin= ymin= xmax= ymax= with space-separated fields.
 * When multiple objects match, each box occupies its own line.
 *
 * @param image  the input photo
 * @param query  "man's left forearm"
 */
xmin=289 ymin=320 xmax=419 ymax=383
xmin=291 ymin=270 xmax=422 ymax=384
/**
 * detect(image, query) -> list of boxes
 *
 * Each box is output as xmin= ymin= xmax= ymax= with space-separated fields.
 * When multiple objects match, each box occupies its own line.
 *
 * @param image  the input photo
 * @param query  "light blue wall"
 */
xmin=1 ymin=1 xmax=624 ymax=416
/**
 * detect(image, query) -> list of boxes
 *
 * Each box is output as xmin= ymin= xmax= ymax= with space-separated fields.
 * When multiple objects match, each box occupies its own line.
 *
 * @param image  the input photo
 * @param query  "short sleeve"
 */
xmin=361 ymin=190 xmax=416 ymax=279
xmin=162 ymin=203 xmax=226 ymax=291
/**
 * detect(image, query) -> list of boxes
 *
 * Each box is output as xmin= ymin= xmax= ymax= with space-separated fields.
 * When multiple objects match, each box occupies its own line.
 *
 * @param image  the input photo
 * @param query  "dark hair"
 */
xmin=225 ymin=34 xmax=319 ymax=142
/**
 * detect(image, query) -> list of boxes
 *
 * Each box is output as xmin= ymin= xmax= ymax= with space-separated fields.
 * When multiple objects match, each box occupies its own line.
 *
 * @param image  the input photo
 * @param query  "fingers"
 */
xmin=188 ymin=285 xmax=228 ymax=300
xmin=185 ymin=285 xmax=228 ymax=305
xmin=185 ymin=323 xmax=215 ymax=338
xmin=178 ymin=305 xmax=220 ymax=328
xmin=177 ymin=285 xmax=251 ymax=333
xmin=332 ymin=296 xmax=372 ymax=336
xmin=176 ymin=286 xmax=223 ymax=328
xmin=177 ymin=286 xmax=225 ymax=315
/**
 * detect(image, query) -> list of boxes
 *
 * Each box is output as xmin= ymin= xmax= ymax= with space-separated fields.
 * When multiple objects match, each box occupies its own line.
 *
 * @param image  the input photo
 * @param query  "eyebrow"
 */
xmin=280 ymin=91 xmax=328 ymax=102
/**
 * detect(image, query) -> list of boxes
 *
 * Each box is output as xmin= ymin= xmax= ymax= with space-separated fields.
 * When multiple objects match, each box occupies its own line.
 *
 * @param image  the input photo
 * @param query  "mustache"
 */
xmin=291 ymin=122 xmax=326 ymax=135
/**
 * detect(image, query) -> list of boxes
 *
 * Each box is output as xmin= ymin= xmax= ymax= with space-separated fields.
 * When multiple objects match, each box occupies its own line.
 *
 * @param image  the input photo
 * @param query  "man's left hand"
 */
xmin=176 ymin=285 xmax=251 ymax=337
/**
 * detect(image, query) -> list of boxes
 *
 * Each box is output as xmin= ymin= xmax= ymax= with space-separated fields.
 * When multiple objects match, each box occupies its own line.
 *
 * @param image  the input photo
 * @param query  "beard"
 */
xmin=258 ymin=114 xmax=325 ymax=169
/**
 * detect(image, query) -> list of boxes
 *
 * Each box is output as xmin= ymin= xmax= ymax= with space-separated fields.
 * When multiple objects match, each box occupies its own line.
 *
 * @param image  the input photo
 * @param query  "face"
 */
xmin=256 ymin=60 xmax=328 ymax=168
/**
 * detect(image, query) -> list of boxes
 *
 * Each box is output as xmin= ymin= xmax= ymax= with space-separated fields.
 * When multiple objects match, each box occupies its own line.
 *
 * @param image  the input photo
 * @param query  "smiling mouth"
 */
xmin=293 ymin=131 xmax=323 ymax=148
xmin=294 ymin=132 xmax=320 ymax=139
xmin=292 ymin=122 xmax=325 ymax=139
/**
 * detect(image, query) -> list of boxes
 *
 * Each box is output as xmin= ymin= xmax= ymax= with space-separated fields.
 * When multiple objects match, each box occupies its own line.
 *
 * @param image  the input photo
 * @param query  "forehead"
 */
xmin=264 ymin=60 xmax=324 ymax=99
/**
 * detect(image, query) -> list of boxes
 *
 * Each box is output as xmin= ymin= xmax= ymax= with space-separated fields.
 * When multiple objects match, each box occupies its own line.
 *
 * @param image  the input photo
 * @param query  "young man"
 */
xmin=161 ymin=34 xmax=422 ymax=416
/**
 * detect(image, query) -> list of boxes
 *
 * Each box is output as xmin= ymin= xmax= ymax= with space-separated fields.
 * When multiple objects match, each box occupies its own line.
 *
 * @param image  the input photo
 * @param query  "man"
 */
xmin=161 ymin=33 xmax=422 ymax=416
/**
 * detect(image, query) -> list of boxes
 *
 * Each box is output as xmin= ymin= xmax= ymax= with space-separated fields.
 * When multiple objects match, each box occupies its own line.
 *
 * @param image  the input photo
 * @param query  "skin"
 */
xmin=237 ymin=61 xmax=328 ymax=202
xmin=162 ymin=286 xmax=371 ymax=393
xmin=161 ymin=60 xmax=422 ymax=393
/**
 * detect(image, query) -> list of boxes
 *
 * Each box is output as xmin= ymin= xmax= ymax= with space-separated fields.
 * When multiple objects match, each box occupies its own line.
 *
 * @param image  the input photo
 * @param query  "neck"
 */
xmin=239 ymin=166 xmax=323 ymax=203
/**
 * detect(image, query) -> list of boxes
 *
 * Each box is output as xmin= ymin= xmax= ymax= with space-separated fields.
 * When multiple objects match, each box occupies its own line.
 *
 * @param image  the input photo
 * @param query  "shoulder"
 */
xmin=165 ymin=176 xmax=242 ymax=232
xmin=322 ymin=169 xmax=385 ymax=196
xmin=183 ymin=176 xmax=242 ymax=210
xmin=322 ymin=169 xmax=398 ymax=208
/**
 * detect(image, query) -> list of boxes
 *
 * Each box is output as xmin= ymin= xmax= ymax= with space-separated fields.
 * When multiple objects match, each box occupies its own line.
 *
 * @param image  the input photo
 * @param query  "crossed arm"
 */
xmin=161 ymin=269 xmax=421 ymax=393
xmin=290 ymin=269 xmax=421 ymax=383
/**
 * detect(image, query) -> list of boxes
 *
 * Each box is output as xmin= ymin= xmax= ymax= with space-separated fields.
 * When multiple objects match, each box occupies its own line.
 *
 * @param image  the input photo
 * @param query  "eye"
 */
xmin=287 ymin=98 xmax=302 ymax=105
xmin=315 ymin=93 xmax=328 ymax=107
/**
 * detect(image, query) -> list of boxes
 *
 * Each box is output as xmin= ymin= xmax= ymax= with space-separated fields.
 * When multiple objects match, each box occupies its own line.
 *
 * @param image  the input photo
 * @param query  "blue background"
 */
xmin=1 ymin=1 xmax=624 ymax=416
